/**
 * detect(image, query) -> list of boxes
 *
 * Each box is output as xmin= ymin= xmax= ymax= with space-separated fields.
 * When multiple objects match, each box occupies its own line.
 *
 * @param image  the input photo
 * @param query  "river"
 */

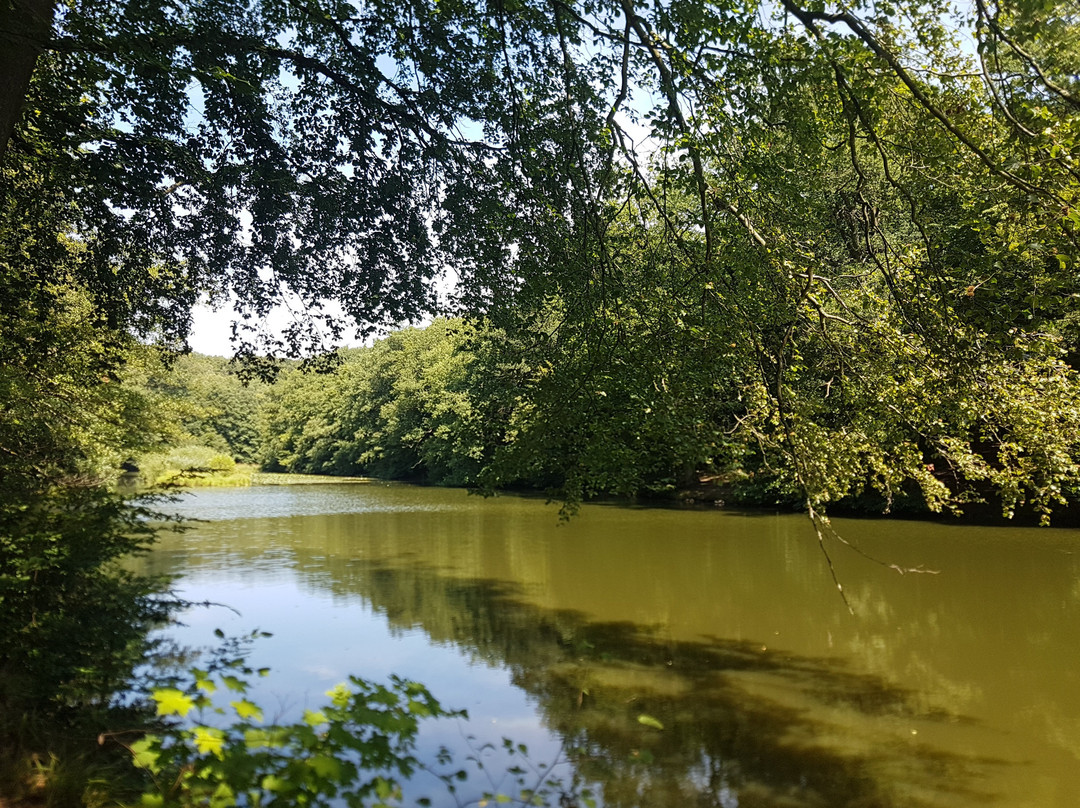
xmin=146 ymin=482 xmax=1080 ymax=807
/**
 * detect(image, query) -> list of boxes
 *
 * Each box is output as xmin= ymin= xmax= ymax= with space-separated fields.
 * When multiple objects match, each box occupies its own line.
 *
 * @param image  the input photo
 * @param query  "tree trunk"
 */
xmin=0 ymin=0 xmax=57 ymax=156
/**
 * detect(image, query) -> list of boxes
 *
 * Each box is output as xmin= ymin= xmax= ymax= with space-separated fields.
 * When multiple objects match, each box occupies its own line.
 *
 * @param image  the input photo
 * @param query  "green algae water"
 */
xmin=147 ymin=483 xmax=1080 ymax=807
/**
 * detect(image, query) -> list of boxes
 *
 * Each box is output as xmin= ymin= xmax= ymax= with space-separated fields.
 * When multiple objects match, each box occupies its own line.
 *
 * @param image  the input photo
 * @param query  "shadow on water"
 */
xmin=303 ymin=558 xmax=1006 ymax=808
xmin=149 ymin=487 xmax=1074 ymax=806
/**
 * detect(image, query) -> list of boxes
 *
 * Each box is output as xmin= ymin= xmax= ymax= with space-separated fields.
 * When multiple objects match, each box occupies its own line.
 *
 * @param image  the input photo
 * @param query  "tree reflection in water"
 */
xmin=301 ymin=559 xmax=1004 ymax=808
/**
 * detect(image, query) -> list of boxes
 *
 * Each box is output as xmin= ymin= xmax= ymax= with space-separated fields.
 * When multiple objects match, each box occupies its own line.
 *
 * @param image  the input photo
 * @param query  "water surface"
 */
xmin=147 ymin=483 xmax=1080 ymax=807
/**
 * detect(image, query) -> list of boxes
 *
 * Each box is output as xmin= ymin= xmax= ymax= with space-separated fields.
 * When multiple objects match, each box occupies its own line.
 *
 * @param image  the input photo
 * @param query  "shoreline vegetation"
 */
xmin=128 ymin=466 xmax=377 ymax=489
xmin=143 ymin=460 xmax=1080 ymax=528
xmin=121 ymin=329 xmax=1078 ymax=525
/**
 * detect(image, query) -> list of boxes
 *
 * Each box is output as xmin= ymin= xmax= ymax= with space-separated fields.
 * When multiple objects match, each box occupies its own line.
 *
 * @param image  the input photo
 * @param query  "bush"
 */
xmin=207 ymin=454 xmax=236 ymax=473
xmin=137 ymin=445 xmax=234 ymax=485
xmin=124 ymin=650 xmax=596 ymax=808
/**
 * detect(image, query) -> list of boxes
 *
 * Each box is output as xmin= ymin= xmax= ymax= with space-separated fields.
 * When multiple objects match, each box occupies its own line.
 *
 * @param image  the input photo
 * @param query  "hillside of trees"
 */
xmin=131 ymin=318 xmax=752 ymax=503
xmin=135 ymin=304 xmax=1080 ymax=520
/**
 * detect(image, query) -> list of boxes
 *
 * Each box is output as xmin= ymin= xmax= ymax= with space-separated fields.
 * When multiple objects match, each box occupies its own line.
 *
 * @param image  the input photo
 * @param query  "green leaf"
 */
xmin=637 ymin=714 xmax=664 ymax=730
xmin=407 ymin=698 xmax=432 ymax=717
xmin=244 ymin=728 xmax=274 ymax=749
xmin=230 ymin=699 xmax=264 ymax=722
xmin=307 ymin=755 xmax=342 ymax=780
xmin=152 ymin=688 xmax=196 ymax=717
xmin=261 ymin=774 xmax=287 ymax=792
xmin=192 ymin=726 xmax=225 ymax=756
xmin=221 ymin=675 xmax=247 ymax=693
xmin=325 ymin=683 xmax=351 ymax=707
xmin=210 ymin=781 xmax=235 ymax=808
xmin=303 ymin=709 xmax=328 ymax=727
xmin=130 ymin=737 xmax=161 ymax=771
xmin=374 ymin=777 xmax=396 ymax=800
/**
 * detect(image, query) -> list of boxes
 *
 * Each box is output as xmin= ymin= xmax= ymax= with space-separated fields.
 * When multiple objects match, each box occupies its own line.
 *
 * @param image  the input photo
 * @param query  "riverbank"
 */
xmin=665 ymin=472 xmax=1080 ymax=527
xmin=123 ymin=464 xmax=377 ymax=490
xmin=143 ymin=464 xmax=1080 ymax=528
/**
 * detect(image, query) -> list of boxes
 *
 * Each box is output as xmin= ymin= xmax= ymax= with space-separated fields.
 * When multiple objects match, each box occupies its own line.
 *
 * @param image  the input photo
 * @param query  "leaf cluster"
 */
xmin=129 ymin=658 xmax=460 ymax=808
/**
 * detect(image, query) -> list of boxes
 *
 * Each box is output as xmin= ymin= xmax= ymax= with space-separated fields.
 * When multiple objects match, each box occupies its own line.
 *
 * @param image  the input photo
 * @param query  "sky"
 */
xmin=187 ymin=298 xmax=378 ymax=357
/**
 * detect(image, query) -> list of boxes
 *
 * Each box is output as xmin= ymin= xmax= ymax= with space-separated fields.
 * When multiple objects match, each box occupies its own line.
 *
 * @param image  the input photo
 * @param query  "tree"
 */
xmin=138 ymin=352 xmax=267 ymax=461
xmin=259 ymin=319 xmax=514 ymax=486
xmin=0 ymin=0 xmax=615 ymax=359
xmin=468 ymin=0 xmax=1080 ymax=521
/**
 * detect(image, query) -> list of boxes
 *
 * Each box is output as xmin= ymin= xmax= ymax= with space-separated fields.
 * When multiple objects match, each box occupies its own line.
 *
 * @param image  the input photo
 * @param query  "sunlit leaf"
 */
xmin=307 ymin=755 xmax=342 ymax=780
xmin=637 ymin=714 xmax=664 ymax=730
xmin=303 ymin=709 xmax=328 ymax=727
xmin=231 ymin=699 xmax=263 ymax=722
xmin=210 ymin=781 xmax=235 ymax=808
xmin=130 ymin=737 xmax=161 ymax=771
xmin=152 ymin=688 xmax=195 ymax=717
xmin=326 ymin=683 xmax=351 ymax=707
xmin=192 ymin=726 xmax=225 ymax=757
xmin=261 ymin=774 xmax=286 ymax=792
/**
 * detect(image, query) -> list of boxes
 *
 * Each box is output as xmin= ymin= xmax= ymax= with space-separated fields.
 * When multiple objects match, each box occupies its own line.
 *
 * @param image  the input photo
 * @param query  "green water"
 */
xmin=150 ymin=483 xmax=1080 ymax=807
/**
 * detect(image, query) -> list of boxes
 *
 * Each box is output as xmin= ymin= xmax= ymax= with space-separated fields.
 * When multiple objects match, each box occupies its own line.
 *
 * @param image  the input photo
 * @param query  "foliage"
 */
xmin=0 ymin=486 xmax=174 ymax=722
xmin=464 ymin=0 xmax=1080 ymax=520
xmin=0 ymin=120 xmax=178 ymax=807
xmin=260 ymin=319 xmax=515 ymax=487
xmin=134 ymin=669 xmax=447 ymax=808
xmin=2 ymin=2 xmax=1078 ymax=802
xmin=7 ymin=0 xmax=1080 ymax=523
xmin=2 ymin=0 xmax=555 ymax=355
xmin=124 ymin=649 xmax=593 ymax=808
xmin=0 ymin=160 xmax=175 ymax=724
xmin=136 ymin=353 xmax=268 ymax=464
xmin=0 ymin=175 xmax=161 ymax=491
xmin=136 ymin=445 xmax=252 ymax=488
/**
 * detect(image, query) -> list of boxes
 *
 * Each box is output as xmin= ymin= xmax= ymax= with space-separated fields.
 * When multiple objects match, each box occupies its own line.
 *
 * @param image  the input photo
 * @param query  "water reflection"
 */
xmin=354 ymin=561 xmax=1011 ymax=807
xmin=147 ymin=485 xmax=1080 ymax=807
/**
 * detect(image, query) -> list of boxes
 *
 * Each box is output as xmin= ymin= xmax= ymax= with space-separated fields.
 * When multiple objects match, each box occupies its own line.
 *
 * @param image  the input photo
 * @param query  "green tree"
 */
xmin=1 ymin=0 xmax=569 ymax=354
xmin=260 ymin=319 xmax=514 ymax=486
xmin=141 ymin=353 xmax=267 ymax=462
xmin=5 ymin=0 xmax=1080 ymax=522
xmin=472 ymin=0 xmax=1080 ymax=521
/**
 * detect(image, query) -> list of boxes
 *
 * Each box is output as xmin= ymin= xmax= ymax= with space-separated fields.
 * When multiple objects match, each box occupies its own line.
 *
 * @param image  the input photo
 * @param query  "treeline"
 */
xmin=137 ymin=320 xmax=558 ymax=491
xmin=137 ymin=318 xmax=765 ymax=504
xmin=142 ymin=308 xmax=1080 ymax=519
xmin=260 ymin=320 xmax=498 ymax=485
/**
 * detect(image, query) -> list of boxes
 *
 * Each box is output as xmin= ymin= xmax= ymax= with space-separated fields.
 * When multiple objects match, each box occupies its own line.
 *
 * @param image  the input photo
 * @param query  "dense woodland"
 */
xmin=1 ymin=0 xmax=1079 ymax=803
xmin=134 ymin=319 xmax=745 ymax=502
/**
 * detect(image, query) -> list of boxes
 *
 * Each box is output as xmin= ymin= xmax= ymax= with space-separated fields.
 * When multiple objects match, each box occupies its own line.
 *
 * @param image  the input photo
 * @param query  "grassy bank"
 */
xmin=250 ymin=472 xmax=374 ymax=485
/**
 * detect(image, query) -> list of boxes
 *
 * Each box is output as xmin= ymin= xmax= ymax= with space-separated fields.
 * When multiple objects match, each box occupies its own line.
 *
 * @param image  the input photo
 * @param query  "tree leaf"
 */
xmin=152 ymin=688 xmax=195 ymax=717
xmin=231 ymin=699 xmax=263 ymax=722
xmin=637 ymin=714 xmax=664 ymax=730
xmin=192 ymin=726 xmax=225 ymax=757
